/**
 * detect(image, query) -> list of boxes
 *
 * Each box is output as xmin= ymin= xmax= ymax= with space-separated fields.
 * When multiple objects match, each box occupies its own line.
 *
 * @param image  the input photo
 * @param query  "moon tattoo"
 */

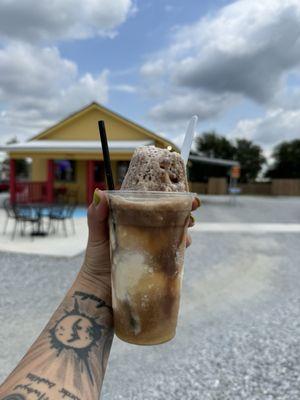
xmin=49 ymin=298 xmax=105 ymax=384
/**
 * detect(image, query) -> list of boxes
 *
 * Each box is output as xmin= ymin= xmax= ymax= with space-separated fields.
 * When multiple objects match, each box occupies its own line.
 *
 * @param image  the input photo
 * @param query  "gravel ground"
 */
xmin=1 ymin=196 xmax=300 ymax=399
xmin=198 ymin=195 xmax=300 ymax=223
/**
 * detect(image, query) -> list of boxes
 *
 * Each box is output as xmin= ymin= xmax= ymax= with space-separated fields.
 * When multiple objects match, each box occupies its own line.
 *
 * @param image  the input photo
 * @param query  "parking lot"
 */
xmin=1 ymin=196 xmax=300 ymax=399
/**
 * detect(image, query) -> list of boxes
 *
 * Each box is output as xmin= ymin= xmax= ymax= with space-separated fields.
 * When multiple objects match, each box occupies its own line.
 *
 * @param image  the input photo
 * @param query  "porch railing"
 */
xmin=16 ymin=182 xmax=47 ymax=203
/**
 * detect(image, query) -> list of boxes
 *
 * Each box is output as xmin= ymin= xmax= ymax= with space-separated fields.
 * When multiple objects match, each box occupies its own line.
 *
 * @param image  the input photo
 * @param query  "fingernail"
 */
xmin=195 ymin=197 xmax=201 ymax=208
xmin=190 ymin=213 xmax=195 ymax=225
xmin=93 ymin=189 xmax=101 ymax=206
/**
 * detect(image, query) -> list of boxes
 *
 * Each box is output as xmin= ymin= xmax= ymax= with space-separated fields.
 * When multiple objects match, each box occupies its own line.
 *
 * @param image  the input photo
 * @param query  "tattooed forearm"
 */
xmin=74 ymin=291 xmax=113 ymax=311
xmin=13 ymin=383 xmax=50 ymax=399
xmin=49 ymin=296 xmax=109 ymax=386
xmin=1 ymin=374 xmax=81 ymax=400
xmin=0 ymin=372 xmax=54 ymax=400
xmin=0 ymin=288 xmax=114 ymax=400
xmin=26 ymin=374 xmax=55 ymax=389
xmin=59 ymin=388 xmax=81 ymax=400
xmin=0 ymin=372 xmax=55 ymax=399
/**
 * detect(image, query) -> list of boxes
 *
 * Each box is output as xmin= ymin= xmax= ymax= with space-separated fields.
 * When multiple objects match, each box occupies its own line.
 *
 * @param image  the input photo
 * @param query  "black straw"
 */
xmin=98 ymin=120 xmax=115 ymax=190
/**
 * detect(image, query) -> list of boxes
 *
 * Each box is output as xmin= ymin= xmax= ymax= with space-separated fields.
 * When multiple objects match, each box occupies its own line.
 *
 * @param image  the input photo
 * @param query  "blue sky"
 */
xmin=0 ymin=0 xmax=300 ymax=156
xmin=58 ymin=0 xmax=234 ymax=132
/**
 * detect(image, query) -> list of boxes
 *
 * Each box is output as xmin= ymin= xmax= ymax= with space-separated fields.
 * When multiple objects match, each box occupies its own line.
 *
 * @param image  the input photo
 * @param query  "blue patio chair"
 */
xmin=3 ymin=198 xmax=14 ymax=234
xmin=47 ymin=204 xmax=69 ymax=236
xmin=65 ymin=203 xmax=77 ymax=234
xmin=10 ymin=204 xmax=41 ymax=240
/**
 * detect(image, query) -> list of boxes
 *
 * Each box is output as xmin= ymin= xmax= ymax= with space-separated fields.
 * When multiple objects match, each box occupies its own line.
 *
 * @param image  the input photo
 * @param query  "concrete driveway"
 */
xmin=0 ymin=196 xmax=300 ymax=399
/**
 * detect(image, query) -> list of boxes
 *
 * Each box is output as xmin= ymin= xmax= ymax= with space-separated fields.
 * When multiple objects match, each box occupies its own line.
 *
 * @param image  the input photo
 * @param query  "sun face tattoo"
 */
xmin=0 ymin=291 xmax=113 ymax=400
xmin=49 ymin=293 xmax=112 ymax=386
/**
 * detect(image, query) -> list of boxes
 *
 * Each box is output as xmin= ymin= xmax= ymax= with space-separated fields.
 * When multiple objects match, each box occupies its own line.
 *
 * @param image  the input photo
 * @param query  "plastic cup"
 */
xmin=107 ymin=190 xmax=194 ymax=345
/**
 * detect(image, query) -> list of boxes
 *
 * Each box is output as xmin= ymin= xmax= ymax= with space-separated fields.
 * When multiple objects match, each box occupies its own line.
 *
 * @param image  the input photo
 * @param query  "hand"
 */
xmin=79 ymin=189 xmax=111 ymax=296
xmin=80 ymin=189 xmax=200 ymax=293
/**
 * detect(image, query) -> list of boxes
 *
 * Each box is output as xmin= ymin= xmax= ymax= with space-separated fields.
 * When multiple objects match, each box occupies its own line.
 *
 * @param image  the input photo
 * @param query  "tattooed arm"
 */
xmin=0 ymin=189 xmax=113 ymax=400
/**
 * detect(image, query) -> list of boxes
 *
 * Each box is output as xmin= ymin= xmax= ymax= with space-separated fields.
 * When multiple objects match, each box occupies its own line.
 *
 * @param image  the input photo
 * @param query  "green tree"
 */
xmin=195 ymin=132 xmax=265 ymax=183
xmin=266 ymin=139 xmax=300 ymax=178
xmin=235 ymin=139 xmax=266 ymax=183
xmin=196 ymin=131 xmax=235 ymax=160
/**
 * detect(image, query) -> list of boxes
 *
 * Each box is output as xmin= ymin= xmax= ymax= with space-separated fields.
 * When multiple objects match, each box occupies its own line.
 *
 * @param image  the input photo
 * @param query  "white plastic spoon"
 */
xmin=181 ymin=115 xmax=198 ymax=164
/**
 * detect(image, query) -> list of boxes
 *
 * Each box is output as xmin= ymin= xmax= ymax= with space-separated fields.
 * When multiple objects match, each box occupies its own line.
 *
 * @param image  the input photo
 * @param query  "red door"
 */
xmin=86 ymin=161 xmax=106 ymax=204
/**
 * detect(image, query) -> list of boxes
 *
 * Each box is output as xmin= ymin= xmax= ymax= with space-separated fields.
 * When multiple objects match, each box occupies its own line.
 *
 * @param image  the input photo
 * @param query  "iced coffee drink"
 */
xmin=108 ymin=191 xmax=193 ymax=345
xmin=108 ymin=145 xmax=194 ymax=345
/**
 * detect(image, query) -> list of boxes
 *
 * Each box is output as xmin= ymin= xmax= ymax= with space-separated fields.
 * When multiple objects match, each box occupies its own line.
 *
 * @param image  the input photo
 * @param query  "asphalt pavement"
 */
xmin=1 ymin=196 xmax=300 ymax=399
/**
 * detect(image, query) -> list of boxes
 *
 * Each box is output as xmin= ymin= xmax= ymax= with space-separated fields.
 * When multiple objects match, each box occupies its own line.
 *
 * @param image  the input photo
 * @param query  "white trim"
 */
xmin=189 ymin=154 xmax=239 ymax=167
xmin=0 ymin=140 xmax=154 ymax=153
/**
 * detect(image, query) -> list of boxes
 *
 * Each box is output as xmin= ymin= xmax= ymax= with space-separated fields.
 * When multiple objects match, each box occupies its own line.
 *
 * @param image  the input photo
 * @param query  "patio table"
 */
xmin=25 ymin=203 xmax=54 ymax=236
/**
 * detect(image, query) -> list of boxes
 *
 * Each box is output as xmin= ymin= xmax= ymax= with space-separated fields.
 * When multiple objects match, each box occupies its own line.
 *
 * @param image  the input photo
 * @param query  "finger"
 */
xmin=191 ymin=196 xmax=201 ymax=211
xmin=186 ymin=232 xmax=192 ymax=248
xmin=90 ymin=189 xmax=109 ymax=222
xmin=188 ymin=214 xmax=195 ymax=227
xmin=87 ymin=189 xmax=109 ymax=242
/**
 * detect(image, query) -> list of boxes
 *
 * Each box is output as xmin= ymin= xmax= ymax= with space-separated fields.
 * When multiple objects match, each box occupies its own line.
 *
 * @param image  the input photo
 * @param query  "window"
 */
xmin=15 ymin=159 xmax=30 ymax=180
xmin=54 ymin=160 xmax=76 ymax=182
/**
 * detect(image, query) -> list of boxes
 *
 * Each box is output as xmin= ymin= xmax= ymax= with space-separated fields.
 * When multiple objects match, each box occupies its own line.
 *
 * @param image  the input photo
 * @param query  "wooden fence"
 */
xmin=272 ymin=179 xmax=300 ymax=196
xmin=189 ymin=182 xmax=208 ymax=194
xmin=208 ymin=178 xmax=227 ymax=195
xmin=239 ymin=182 xmax=272 ymax=196
xmin=189 ymin=179 xmax=300 ymax=196
xmin=189 ymin=178 xmax=227 ymax=195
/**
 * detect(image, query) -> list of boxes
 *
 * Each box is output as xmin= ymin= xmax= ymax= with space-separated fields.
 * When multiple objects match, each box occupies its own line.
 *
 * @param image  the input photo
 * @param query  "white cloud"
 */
xmin=0 ymin=0 xmax=135 ymax=42
xmin=141 ymin=0 xmax=300 ymax=140
xmin=0 ymin=0 xmax=137 ymax=144
xmin=231 ymin=108 xmax=300 ymax=148
xmin=140 ymin=59 xmax=165 ymax=79
xmin=111 ymin=84 xmax=137 ymax=93
xmin=0 ymin=43 xmax=76 ymax=102
xmin=171 ymin=0 xmax=300 ymax=102
xmin=149 ymin=91 xmax=234 ymax=122
xmin=0 ymin=43 xmax=108 ymax=143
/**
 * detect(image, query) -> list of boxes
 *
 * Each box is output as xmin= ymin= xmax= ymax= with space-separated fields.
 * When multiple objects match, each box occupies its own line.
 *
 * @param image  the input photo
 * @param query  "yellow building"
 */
xmin=2 ymin=102 xmax=177 ymax=204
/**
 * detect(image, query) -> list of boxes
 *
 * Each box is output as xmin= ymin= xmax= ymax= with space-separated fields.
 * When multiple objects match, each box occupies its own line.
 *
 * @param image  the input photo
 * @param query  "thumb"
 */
xmin=82 ymin=189 xmax=111 ymax=287
xmin=87 ymin=189 xmax=109 ymax=243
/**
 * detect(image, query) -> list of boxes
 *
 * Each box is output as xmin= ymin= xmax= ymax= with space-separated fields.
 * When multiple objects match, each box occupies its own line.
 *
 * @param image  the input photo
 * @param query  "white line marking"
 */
xmin=193 ymin=223 xmax=300 ymax=233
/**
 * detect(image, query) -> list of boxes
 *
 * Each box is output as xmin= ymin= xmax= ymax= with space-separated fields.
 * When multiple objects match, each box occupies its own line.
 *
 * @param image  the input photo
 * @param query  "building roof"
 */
xmin=0 ymin=140 xmax=154 ymax=153
xmin=189 ymin=154 xmax=239 ymax=167
xmin=30 ymin=102 xmax=178 ymax=151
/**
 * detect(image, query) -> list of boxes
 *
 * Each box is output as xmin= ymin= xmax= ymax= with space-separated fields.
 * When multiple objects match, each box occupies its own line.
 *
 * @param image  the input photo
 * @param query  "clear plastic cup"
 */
xmin=107 ymin=191 xmax=194 ymax=345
